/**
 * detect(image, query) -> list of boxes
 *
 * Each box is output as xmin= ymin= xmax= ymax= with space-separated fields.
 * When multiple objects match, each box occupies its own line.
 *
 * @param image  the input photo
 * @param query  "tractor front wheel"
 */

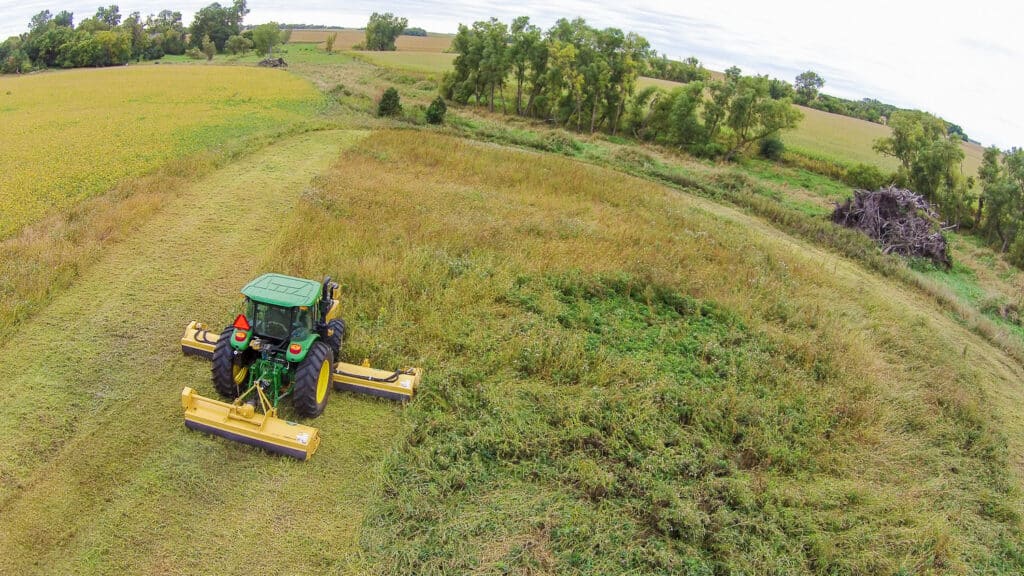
xmin=212 ymin=326 xmax=251 ymax=399
xmin=293 ymin=341 xmax=335 ymax=418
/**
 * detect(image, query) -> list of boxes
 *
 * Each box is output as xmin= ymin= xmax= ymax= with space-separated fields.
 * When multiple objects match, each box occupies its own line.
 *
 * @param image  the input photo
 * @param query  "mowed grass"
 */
xmin=0 ymin=65 xmax=323 ymax=238
xmin=0 ymin=130 xmax=407 ymax=575
xmin=290 ymin=28 xmax=454 ymax=52
xmin=264 ymin=131 xmax=1024 ymax=574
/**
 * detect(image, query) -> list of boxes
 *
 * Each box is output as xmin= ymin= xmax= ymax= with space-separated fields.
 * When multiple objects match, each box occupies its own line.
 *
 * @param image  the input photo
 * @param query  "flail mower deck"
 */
xmin=179 ymin=274 xmax=421 ymax=460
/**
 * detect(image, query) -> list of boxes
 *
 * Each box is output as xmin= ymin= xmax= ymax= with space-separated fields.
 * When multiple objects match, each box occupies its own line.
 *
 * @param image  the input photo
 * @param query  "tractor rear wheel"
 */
xmin=325 ymin=319 xmax=346 ymax=357
xmin=212 ymin=326 xmax=250 ymax=399
xmin=293 ymin=341 xmax=334 ymax=418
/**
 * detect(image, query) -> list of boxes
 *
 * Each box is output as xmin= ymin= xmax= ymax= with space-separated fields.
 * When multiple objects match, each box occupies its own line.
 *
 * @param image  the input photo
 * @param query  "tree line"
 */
xmin=644 ymin=64 xmax=970 ymax=142
xmin=0 ymin=2 xmax=263 ymax=71
xmin=444 ymin=16 xmax=802 ymax=160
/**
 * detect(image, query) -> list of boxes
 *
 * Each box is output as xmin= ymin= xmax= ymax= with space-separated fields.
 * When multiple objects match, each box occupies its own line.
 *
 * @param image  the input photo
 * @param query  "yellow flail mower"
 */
xmin=180 ymin=273 xmax=421 ymax=460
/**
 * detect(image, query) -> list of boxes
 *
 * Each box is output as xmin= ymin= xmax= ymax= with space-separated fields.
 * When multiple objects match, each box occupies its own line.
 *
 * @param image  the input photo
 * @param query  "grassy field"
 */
xmin=3 ymin=49 xmax=1024 ymax=575
xmin=290 ymin=28 xmax=454 ymax=52
xmin=0 ymin=65 xmax=323 ymax=238
xmin=785 ymin=105 xmax=986 ymax=179
xmin=286 ymin=131 xmax=1024 ymax=574
xmin=0 ymin=130 xmax=404 ymax=575
xmin=349 ymin=51 xmax=457 ymax=75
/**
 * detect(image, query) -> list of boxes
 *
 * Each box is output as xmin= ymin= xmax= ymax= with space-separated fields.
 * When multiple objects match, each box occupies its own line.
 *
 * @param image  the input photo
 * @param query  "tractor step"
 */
xmin=181 ymin=387 xmax=320 ymax=460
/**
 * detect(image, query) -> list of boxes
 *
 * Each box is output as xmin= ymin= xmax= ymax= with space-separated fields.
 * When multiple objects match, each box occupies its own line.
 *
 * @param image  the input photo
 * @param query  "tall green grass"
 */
xmin=443 ymin=113 xmax=1024 ymax=367
xmin=268 ymin=131 xmax=1024 ymax=574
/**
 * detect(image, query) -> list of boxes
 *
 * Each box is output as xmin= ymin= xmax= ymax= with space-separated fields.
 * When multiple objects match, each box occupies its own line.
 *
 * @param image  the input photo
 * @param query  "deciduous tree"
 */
xmin=189 ymin=1 xmax=248 ymax=51
xmin=365 ymin=12 xmax=407 ymax=51
xmin=252 ymin=22 xmax=281 ymax=57
xmin=795 ymin=70 xmax=824 ymax=104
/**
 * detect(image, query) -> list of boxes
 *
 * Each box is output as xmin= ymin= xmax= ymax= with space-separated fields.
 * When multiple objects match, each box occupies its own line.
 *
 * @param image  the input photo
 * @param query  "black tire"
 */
xmin=212 ymin=326 xmax=251 ymax=399
xmin=324 ymin=319 xmax=346 ymax=357
xmin=292 ymin=341 xmax=335 ymax=418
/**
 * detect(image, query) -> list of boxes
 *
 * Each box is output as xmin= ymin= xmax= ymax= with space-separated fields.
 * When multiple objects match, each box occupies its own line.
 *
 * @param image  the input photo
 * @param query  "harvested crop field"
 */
xmin=289 ymin=28 xmax=454 ymax=52
xmin=0 ymin=66 xmax=322 ymax=238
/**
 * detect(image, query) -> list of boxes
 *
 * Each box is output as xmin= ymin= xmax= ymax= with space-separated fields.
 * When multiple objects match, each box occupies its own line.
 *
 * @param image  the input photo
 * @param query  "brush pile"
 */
xmin=832 ymin=186 xmax=951 ymax=267
xmin=258 ymin=57 xmax=288 ymax=68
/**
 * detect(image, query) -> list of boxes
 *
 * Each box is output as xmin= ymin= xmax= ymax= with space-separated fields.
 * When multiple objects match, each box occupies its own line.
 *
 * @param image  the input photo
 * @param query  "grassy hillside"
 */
xmin=287 ymin=131 xmax=1024 ymax=574
xmin=784 ymin=105 xmax=986 ymax=179
xmin=2 ymin=47 xmax=1023 ymax=576
xmin=0 ymin=66 xmax=322 ymax=238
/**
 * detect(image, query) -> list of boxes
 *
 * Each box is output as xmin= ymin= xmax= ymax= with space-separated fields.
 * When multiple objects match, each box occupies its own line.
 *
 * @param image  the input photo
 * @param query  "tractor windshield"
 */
xmin=247 ymin=301 xmax=314 ymax=342
xmin=248 ymin=301 xmax=294 ymax=341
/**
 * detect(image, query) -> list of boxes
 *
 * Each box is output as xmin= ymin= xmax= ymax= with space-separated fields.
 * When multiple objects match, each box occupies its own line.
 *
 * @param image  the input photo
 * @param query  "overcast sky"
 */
xmin=2 ymin=1 xmax=1020 ymax=148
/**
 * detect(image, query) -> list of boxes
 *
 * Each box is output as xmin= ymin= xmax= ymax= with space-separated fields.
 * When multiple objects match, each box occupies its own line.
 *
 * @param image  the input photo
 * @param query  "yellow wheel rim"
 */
xmin=316 ymin=359 xmax=330 ymax=403
xmin=232 ymin=364 xmax=249 ymax=386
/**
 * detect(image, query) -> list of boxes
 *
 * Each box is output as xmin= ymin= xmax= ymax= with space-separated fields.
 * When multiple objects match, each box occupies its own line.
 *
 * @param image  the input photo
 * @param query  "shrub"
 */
xmin=759 ymin=136 xmax=785 ymax=160
xmin=185 ymin=47 xmax=204 ymax=60
xmin=200 ymin=34 xmax=216 ymax=61
xmin=540 ymin=131 xmax=581 ymax=154
xmin=781 ymin=150 xmax=849 ymax=181
xmin=425 ymin=96 xmax=447 ymax=124
xmin=225 ymin=35 xmax=252 ymax=55
xmin=377 ymin=87 xmax=402 ymax=117
xmin=844 ymin=162 xmax=889 ymax=189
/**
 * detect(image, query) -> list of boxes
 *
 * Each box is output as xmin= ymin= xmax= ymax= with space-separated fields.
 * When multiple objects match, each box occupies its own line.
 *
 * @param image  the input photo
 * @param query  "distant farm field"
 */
xmin=783 ymin=105 xmax=899 ymax=169
xmin=0 ymin=65 xmax=322 ymax=238
xmin=785 ymin=106 xmax=984 ymax=179
xmin=290 ymin=28 xmax=454 ymax=52
xmin=636 ymin=76 xmax=687 ymax=91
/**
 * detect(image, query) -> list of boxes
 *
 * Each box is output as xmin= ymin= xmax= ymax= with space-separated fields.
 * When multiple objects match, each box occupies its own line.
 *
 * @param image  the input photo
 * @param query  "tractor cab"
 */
xmin=230 ymin=274 xmax=327 ymax=362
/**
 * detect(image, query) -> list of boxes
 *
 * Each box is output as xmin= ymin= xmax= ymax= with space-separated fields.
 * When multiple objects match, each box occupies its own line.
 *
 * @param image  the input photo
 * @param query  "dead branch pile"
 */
xmin=832 ymin=186 xmax=951 ymax=267
xmin=258 ymin=57 xmax=288 ymax=68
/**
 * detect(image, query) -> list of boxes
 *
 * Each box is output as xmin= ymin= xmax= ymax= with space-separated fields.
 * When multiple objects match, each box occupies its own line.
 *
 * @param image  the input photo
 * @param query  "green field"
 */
xmin=2 ymin=47 xmax=1024 ymax=575
xmin=784 ymin=105 xmax=986 ymax=177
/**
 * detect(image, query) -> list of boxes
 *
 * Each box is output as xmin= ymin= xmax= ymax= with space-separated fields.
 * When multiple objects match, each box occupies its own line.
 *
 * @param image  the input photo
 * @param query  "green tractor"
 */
xmin=211 ymin=273 xmax=346 ymax=418
xmin=181 ymin=273 xmax=421 ymax=460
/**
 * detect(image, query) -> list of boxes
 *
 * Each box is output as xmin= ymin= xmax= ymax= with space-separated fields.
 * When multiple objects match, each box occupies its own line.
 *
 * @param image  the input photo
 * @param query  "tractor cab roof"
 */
xmin=241 ymin=273 xmax=321 ymax=308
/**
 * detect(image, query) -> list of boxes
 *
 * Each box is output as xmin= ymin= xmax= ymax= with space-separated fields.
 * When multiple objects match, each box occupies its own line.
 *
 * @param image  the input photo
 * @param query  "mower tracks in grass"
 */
xmin=0 ymin=129 xmax=394 ymax=575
